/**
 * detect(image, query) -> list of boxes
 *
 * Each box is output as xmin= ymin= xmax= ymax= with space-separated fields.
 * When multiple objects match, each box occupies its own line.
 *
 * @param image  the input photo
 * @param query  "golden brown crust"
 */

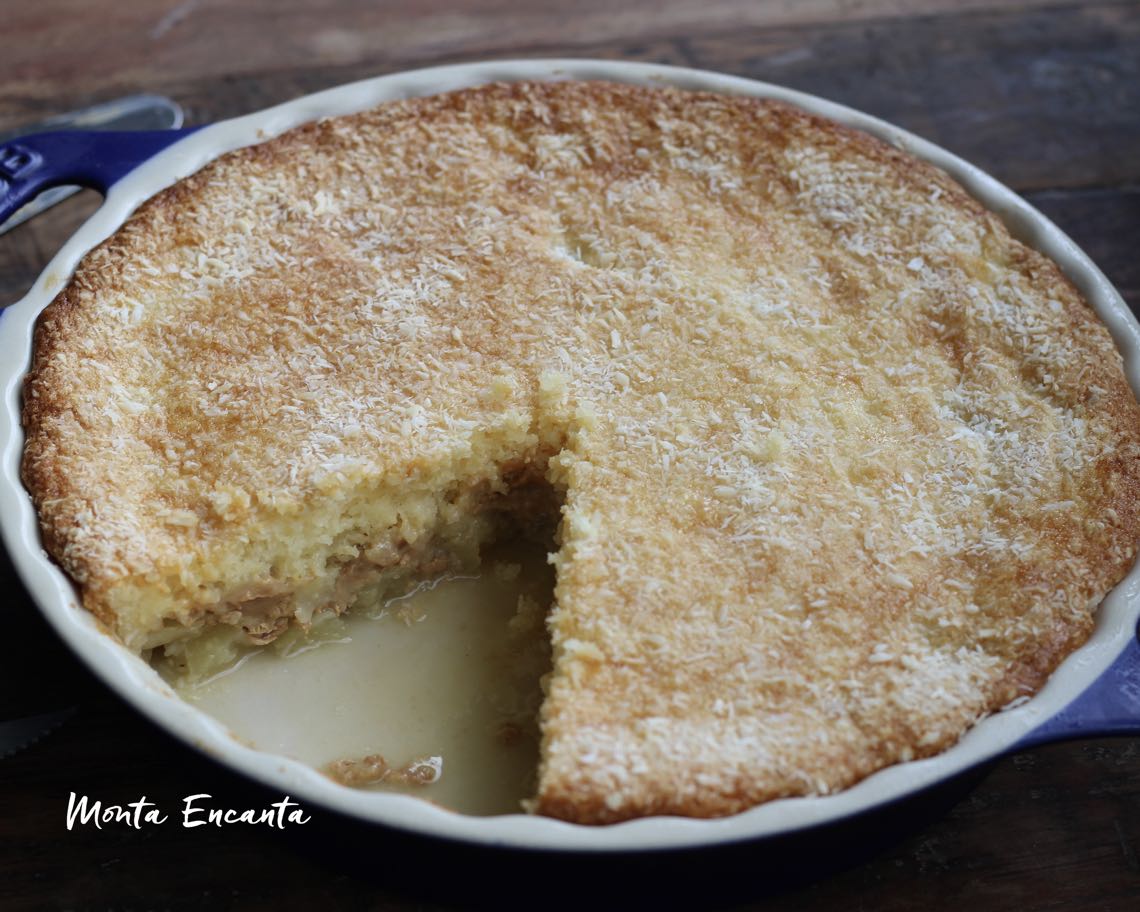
xmin=21 ymin=81 xmax=1140 ymax=823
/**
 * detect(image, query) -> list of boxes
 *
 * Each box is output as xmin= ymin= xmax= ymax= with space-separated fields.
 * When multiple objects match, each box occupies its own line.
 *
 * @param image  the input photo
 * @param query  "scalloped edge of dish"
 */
xmin=1 ymin=58 xmax=1139 ymax=852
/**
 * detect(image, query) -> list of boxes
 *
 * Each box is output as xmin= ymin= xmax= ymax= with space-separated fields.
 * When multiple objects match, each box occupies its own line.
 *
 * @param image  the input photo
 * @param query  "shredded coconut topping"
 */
xmin=22 ymin=81 xmax=1140 ymax=824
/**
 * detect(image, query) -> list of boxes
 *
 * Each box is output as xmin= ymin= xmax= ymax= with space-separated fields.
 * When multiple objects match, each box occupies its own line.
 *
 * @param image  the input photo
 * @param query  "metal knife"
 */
xmin=0 ymin=708 xmax=75 ymax=759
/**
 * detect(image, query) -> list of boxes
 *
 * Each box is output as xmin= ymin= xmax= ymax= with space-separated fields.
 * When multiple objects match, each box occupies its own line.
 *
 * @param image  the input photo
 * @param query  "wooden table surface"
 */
xmin=3 ymin=2 xmax=1139 ymax=909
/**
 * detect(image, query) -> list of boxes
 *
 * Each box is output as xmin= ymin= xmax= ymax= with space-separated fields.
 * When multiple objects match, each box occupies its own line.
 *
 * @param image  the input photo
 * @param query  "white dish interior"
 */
xmin=1 ymin=59 xmax=1138 ymax=851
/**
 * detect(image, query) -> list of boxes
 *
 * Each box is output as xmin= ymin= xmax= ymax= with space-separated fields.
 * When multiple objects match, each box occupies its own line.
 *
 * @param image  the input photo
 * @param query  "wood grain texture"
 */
xmin=1 ymin=0 xmax=1114 ymax=117
xmin=1 ymin=1 xmax=1139 ymax=909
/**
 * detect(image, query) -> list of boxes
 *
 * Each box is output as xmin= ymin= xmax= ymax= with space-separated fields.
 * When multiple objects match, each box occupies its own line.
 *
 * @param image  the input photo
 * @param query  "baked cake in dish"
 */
xmin=22 ymin=81 xmax=1140 ymax=824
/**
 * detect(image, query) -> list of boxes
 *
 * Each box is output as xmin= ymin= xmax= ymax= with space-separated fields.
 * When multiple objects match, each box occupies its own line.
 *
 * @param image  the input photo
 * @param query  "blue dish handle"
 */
xmin=1017 ymin=625 xmax=1140 ymax=749
xmin=0 ymin=127 xmax=199 ymax=227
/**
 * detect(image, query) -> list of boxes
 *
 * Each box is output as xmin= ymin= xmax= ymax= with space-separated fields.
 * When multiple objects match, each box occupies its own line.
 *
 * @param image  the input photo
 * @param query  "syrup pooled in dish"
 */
xmin=22 ymin=81 xmax=1140 ymax=823
xmin=177 ymin=543 xmax=554 ymax=816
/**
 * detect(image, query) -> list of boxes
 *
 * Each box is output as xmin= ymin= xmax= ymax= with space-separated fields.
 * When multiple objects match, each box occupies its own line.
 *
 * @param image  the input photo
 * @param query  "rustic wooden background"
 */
xmin=2 ymin=1 xmax=1138 ymax=909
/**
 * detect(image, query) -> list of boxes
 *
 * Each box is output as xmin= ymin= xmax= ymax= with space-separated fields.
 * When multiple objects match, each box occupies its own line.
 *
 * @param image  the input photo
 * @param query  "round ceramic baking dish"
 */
xmin=1 ymin=59 xmax=1138 ymax=852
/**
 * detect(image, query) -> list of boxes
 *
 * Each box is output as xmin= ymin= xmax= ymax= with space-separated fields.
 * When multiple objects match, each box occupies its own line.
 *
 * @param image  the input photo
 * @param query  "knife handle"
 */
xmin=0 ymin=128 xmax=197 ymax=227
xmin=1017 ymin=624 xmax=1140 ymax=749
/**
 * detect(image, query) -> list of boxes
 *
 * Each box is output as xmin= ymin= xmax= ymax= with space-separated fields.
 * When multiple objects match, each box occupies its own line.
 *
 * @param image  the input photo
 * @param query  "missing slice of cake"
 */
xmin=22 ymin=80 xmax=1140 ymax=823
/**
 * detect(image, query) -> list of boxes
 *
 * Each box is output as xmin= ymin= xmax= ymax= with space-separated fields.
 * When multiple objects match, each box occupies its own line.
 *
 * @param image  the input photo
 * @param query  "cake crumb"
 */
xmin=324 ymin=753 xmax=442 ymax=788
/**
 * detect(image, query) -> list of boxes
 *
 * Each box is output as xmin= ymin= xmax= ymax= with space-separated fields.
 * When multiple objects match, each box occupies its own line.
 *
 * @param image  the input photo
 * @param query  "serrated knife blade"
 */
xmin=0 ymin=708 xmax=74 ymax=759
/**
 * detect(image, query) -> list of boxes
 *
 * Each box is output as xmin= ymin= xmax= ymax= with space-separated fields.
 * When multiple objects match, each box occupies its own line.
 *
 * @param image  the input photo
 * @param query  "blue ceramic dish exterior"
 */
xmin=1 ymin=126 xmax=1137 ymax=756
